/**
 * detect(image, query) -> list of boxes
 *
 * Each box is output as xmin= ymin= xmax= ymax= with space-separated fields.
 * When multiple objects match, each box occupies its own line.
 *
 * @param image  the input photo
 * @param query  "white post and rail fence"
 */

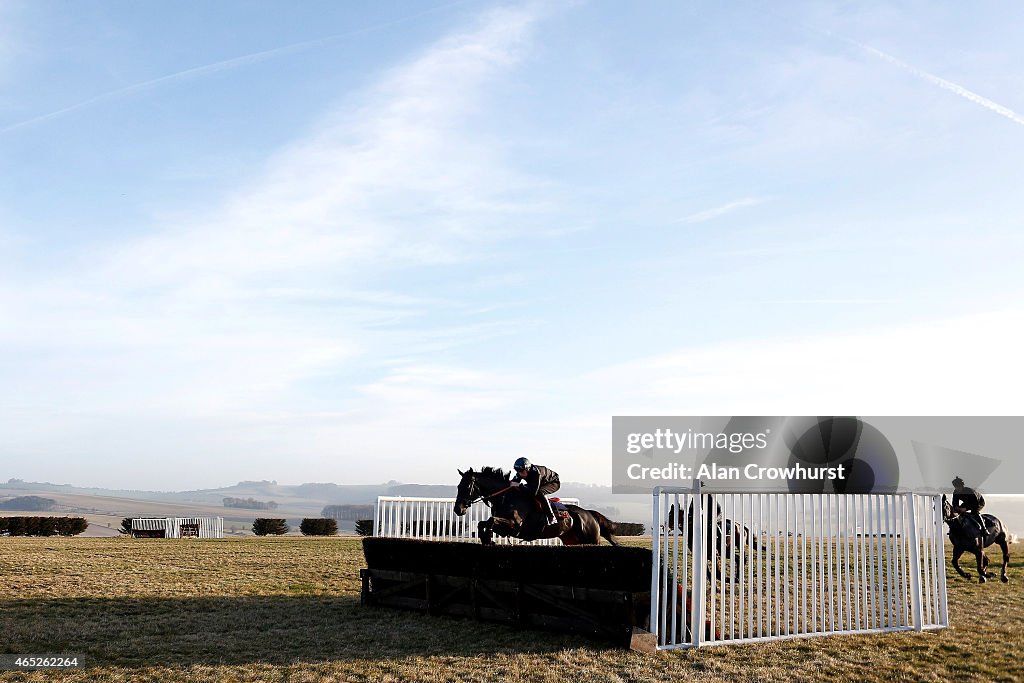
xmin=374 ymin=496 xmax=580 ymax=545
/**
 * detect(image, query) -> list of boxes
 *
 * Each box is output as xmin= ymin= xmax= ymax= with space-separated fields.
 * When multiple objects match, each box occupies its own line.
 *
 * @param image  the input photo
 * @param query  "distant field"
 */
xmin=0 ymin=536 xmax=1021 ymax=682
xmin=0 ymin=486 xmax=350 ymax=536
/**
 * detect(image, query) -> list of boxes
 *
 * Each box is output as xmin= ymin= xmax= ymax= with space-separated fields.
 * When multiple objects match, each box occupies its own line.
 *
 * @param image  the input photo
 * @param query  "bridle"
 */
xmin=457 ymin=475 xmax=515 ymax=509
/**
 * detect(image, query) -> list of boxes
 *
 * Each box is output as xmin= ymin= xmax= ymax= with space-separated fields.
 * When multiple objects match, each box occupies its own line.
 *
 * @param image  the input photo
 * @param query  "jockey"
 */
xmin=512 ymin=457 xmax=560 ymax=525
xmin=952 ymin=476 xmax=987 ymax=536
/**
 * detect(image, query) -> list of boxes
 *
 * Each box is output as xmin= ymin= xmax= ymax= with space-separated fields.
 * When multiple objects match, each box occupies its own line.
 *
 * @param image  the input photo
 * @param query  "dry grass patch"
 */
xmin=0 ymin=536 xmax=1020 ymax=682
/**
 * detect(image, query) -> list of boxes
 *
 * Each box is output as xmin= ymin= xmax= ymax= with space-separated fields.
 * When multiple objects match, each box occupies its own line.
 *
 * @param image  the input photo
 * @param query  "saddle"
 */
xmin=954 ymin=508 xmax=989 ymax=536
xmin=550 ymin=503 xmax=572 ymax=532
xmin=525 ymin=498 xmax=572 ymax=532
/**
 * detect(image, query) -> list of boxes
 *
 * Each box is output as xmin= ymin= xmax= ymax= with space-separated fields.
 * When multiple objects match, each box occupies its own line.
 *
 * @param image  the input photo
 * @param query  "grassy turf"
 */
xmin=0 ymin=536 xmax=1020 ymax=682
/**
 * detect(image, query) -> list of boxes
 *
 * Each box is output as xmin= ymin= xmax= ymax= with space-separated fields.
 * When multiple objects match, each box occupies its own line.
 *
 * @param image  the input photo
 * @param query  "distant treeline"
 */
xmin=0 ymin=516 xmax=88 ymax=536
xmin=0 ymin=496 xmax=57 ymax=511
xmin=223 ymin=497 xmax=278 ymax=510
xmin=321 ymin=504 xmax=374 ymax=520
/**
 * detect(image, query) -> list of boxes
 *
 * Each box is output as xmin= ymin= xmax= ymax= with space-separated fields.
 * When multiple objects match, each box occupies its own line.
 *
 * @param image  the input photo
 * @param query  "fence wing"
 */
xmin=650 ymin=485 xmax=948 ymax=650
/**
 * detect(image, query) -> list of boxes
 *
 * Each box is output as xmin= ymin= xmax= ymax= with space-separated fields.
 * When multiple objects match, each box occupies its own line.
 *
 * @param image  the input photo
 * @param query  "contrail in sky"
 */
xmin=843 ymin=36 xmax=1024 ymax=128
xmin=0 ymin=1 xmax=472 ymax=135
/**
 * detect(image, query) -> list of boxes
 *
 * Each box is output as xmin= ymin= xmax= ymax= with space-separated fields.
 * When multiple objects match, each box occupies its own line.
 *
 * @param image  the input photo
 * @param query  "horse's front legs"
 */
xmin=998 ymin=538 xmax=1010 ymax=583
xmin=982 ymin=552 xmax=994 ymax=578
xmin=951 ymin=547 xmax=972 ymax=580
xmin=478 ymin=519 xmax=493 ymax=546
xmin=974 ymin=547 xmax=988 ymax=583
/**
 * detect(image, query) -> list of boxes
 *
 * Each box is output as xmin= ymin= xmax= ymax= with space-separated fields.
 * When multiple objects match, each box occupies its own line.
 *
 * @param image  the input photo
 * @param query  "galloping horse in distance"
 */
xmin=942 ymin=494 xmax=1010 ymax=583
xmin=666 ymin=501 xmax=759 ymax=583
xmin=453 ymin=467 xmax=619 ymax=545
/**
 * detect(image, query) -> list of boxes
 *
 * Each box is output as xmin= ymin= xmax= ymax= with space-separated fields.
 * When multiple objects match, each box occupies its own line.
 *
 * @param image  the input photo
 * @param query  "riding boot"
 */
xmin=542 ymin=496 xmax=556 ymax=525
xmin=973 ymin=513 xmax=987 ymax=537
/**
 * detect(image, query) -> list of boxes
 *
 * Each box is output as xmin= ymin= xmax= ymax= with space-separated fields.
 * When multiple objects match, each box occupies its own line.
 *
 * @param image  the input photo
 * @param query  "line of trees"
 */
xmin=223 ymin=497 xmax=278 ymax=510
xmin=321 ymin=504 xmax=374 ymax=520
xmin=0 ymin=516 xmax=88 ymax=536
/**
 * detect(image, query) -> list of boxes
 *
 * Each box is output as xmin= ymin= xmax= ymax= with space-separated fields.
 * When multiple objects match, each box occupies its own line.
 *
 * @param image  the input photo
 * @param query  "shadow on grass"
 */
xmin=0 ymin=595 xmax=607 ymax=667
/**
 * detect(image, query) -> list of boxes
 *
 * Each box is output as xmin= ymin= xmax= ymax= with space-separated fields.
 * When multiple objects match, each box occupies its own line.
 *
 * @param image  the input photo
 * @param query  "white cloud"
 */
xmin=165 ymin=307 xmax=1024 ymax=486
xmin=579 ymin=308 xmax=1024 ymax=416
xmin=676 ymin=197 xmax=767 ymax=224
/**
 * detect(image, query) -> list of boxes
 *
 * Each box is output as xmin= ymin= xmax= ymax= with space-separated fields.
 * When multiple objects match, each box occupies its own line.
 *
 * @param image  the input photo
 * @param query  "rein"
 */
xmin=464 ymin=483 xmax=516 ymax=507
xmin=485 ymin=485 xmax=515 ymax=500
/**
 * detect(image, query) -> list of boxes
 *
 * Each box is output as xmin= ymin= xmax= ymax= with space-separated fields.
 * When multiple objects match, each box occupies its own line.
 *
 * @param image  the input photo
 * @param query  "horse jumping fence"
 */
xmin=650 ymin=483 xmax=948 ymax=650
xmin=375 ymin=496 xmax=580 ymax=545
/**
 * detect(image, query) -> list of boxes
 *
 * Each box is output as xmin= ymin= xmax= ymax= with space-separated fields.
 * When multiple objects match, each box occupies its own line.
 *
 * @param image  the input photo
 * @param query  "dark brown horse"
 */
xmin=942 ymin=494 xmax=1010 ymax=583
xmin=453 ymin=467 xmax=619 ymax=545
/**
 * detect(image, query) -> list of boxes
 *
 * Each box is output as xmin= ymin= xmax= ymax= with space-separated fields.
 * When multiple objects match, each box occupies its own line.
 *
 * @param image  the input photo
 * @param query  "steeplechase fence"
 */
xmin=375 ymin=496 xmax=580 ymax=546
xmin=650 ymin=483 xmax=948 ymax=650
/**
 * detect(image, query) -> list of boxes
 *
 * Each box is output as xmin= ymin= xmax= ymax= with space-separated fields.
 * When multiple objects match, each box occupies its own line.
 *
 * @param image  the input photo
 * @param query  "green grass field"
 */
xmin=0 ymin=536 xmax=1021 ymax=682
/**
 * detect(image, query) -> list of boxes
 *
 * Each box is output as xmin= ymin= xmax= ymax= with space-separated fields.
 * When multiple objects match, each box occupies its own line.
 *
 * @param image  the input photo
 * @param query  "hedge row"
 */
xmin=300 ymin=518 xmax=338 ymax=536
xmin=252 ymin=518 xmax=289 ymax=536
xmin=614 ymin=522 xmax=645 ymax=536
xmin=0 ymin=516 xmax=88 ymax=536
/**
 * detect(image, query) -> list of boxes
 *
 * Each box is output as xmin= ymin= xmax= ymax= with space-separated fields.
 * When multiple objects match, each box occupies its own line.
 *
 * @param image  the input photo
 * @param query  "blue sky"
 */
xmin=2 ymin=1 xmax=1023 ymax=490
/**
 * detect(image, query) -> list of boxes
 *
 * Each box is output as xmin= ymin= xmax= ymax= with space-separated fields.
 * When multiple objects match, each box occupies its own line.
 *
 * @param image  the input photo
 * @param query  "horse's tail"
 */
xmin=589 ymin=509 xmax=620 ymax=546
xmin=746 ymin=525 xmax=759 ymax=551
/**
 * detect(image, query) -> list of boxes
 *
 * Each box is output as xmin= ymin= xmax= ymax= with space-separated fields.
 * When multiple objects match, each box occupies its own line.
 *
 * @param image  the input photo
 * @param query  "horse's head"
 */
xmin=454 ymin=469 xmax=478 ymax=516
xmin=454 ymin=467 xmax=512 ymax=516
xmin=942 ymin=494 xmax=954 ymax=523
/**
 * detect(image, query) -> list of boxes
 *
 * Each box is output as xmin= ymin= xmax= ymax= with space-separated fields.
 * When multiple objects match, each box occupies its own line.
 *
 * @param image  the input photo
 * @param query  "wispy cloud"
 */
xmin=676 ymin=197 xmax=767 ymax=224
xmin=842 ymin=37 xmax=1024 ymax=128
xmin=98 ymin=4 xmax=551 ymax=285
xmin=1 ymin=4 xmax=552 ymax=425
xmin=0 ymin=0 xmax=474 ymax=135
